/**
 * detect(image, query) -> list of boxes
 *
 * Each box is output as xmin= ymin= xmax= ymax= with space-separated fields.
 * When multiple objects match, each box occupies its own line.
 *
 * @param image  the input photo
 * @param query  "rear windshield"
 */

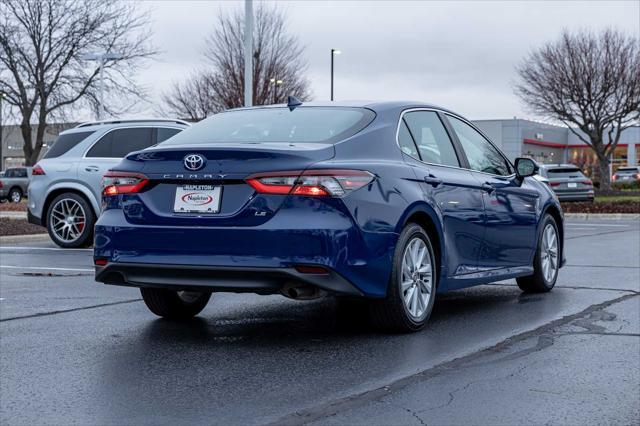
xmin=43 ymin=131 xmax=95 ymax=159
xmin=547 ymin=168 xmax=584 ymax=178
xmin=617 ymin=167 xmax=639 ymax=172
xmin=160 ymin=107 xmax=375 ymax=145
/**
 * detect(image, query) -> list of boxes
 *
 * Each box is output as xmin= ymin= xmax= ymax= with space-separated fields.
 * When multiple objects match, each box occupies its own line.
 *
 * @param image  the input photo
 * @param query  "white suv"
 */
xmin=28 ymin=119 xmax=190 ymax=248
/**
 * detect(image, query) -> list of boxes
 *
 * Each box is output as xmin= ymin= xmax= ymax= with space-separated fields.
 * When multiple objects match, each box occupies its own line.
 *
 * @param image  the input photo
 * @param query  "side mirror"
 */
xmin=514 ymin=157 xmax=538 ymax=178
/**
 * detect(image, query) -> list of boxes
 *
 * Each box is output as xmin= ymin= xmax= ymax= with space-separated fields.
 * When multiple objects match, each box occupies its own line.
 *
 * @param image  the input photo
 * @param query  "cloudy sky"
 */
xmin=134 ymin=0 xmax=638 ymax=121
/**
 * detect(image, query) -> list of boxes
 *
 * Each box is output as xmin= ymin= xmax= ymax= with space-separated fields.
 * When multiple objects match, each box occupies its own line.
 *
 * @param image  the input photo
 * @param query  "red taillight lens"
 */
xmin=294 ymin=265 xmax=329 ymax=275
xmin=94 ymin=258 xmax=108 ymax=266
xmin=581 ymin=179 xmax=593 ymax=186
xmin=246 ymin=169 xmax=374 ymax=197
xmin=31 ymin=164 xmax=46 ymax=176
xmin=102 ymin=171 xmax=149 ymax=197
xmin=612 ymin=175 xmax=617 ymax=181
xmin=550 ymin=182 xmax=561 ymax=187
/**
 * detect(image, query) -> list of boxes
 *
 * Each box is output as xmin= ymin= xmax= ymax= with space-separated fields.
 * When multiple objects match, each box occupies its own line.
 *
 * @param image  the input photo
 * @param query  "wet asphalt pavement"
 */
xmin=0 ymin=219 xmax=638 ymax=425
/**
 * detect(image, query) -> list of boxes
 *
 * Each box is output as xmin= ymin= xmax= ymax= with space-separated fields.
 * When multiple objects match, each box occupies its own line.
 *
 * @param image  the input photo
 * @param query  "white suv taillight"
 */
xmin=246 ymin=169 xmax=374 ymax=197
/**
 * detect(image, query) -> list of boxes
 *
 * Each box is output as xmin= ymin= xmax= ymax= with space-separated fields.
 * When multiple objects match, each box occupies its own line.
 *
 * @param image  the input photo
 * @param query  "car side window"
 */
xmin=86 ymin=128 xmax=153 ymax=158
xmin=403 ymin=111 xmax=460 ymax=167
xmin=156 ymin=127 xmax=182 ymax=144
xmin=447 ymin=115 xmax=511 ymax=176
xmin=398 ymin=119 xmax=420 ymax=159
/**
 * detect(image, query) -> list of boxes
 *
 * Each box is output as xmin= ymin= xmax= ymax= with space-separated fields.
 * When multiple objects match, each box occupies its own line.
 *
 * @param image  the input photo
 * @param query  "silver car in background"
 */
xmin=538 ymin=164 xmax=594 ymax=202
xmin=612 ymin=166 xmax=640 ymax=184
xmin=28 ymin=119 xmax=190 ymax=248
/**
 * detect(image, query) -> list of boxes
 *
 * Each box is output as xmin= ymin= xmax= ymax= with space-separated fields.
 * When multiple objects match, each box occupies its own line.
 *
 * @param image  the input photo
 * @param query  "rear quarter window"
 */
xmin=43 ymin=131 xmax=95 ymax=159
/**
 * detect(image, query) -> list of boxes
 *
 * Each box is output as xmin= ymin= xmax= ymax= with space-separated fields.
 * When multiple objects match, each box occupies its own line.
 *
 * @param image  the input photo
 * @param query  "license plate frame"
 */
xmin=567 ymin=182 xmax=577 ymax=188
xmin=173 ymin=185 xmax=222 ymax=214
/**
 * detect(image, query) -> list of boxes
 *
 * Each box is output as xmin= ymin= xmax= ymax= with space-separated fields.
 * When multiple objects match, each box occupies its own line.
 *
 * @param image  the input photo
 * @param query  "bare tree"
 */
xmin=162 ymin=5 xmax=311 ymax=120
xmin=515 ymin=29 xmax=640 ymax=189
xmin=161 ymin=72 xmax=221 ymax=122
xmin=0 ymin=0 xmax=155 ymax=165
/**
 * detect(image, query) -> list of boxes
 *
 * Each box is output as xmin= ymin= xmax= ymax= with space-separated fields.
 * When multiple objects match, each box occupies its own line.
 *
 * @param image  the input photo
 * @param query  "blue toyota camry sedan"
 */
xmin=94 ymin=100 xmax=565 ymax=332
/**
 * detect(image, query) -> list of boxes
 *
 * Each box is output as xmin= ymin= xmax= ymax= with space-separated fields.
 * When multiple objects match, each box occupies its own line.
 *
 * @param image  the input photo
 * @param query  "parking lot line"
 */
xmin=0 ymin=265 xmax=93 ymax=272
xmin=565 ymin=223 xmax=630 ymax=227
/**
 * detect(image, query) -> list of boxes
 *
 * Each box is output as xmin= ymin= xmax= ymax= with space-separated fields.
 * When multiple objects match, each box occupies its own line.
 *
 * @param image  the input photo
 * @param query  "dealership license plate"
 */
xmin=567 ymin=182 xmax=577 ymax=188
xmin=173 ymin=185 xmax=222 ymax=213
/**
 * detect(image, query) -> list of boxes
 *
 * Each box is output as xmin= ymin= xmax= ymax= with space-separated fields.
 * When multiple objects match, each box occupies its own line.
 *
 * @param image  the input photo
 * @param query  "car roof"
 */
xmin=59 ymin=118 xmax=190 ymax=135
xmin=231 ymin=100 xmax=459 ymax=115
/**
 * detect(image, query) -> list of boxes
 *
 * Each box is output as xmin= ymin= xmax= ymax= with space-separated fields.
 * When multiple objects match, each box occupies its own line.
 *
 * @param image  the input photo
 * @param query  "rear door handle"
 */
xmin=85 ymin=166 xmax=100 ymax=172
xmin=424 ymin=174 xmax=443 ymax=187
xmin=481 ymin=182 xmax=495 ymax=193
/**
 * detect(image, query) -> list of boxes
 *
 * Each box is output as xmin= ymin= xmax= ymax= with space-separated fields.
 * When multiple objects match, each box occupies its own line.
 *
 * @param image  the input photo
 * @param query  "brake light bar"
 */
xmin=102 ymin=171 xmax=149 ymax=197
xmin=246 ymin=169 xmax=374 ymax=198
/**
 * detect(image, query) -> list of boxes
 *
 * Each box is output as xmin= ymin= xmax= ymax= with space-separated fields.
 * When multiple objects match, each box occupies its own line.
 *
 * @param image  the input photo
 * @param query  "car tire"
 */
xmin=516 ymin=214 xmax=560 ymax=293
xmin=140 ymin=288 xmax=211 ymax=319
xmin=369 ymin=223 xmax=437 ymax=332
xmin=9 ymin=188 xmax=22 ymax=203
xmin=46 ymin=192 xmax=95 ymax=248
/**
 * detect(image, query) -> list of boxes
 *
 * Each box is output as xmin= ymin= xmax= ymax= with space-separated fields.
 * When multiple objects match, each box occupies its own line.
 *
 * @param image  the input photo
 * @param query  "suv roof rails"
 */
xmin=75 ymin=118 xmax=191 ymax=128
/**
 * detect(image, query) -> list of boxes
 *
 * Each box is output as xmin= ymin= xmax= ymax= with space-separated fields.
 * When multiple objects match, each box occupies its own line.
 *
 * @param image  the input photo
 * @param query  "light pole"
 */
xmin=330 ymin=49 xmax=341 ymax=101
xmin=244 ymin=0 xmax=253 ymax=107
xmin=270 ymin=78 xmax=283 ymax=104
xmin=0 ymin=92 xmax=6 ymax=171
xmin=80 ymin=52 xmax=123 ymax=120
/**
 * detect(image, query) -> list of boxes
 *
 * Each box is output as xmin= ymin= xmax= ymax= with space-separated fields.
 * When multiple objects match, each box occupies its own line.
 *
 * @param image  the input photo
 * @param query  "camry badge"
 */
xmin=184 ymin=154 xmax=205 ymax=171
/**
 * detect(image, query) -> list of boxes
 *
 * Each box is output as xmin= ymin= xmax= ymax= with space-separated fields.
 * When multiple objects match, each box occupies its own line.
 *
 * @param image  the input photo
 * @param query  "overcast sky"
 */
xmin=134 ymin=0 xmax=639 ymax=121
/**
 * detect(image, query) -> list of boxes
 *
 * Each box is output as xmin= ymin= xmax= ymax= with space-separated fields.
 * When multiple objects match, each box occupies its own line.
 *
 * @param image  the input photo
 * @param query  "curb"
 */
xmin=0 ymin=212 xmax=28 ymax=220
xmin=0 ymin=233 xmax=50 ymax=245
xmin=564 ymin=213 xmax=640 ymax=220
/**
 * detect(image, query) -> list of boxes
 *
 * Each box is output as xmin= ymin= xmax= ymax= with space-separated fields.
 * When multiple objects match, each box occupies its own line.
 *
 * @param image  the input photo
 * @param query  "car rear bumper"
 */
xmin=94 ymin=209 xmax=397 ymax=297
xmin=554 ymin=190 xmax=594 ymax=201
xmin=95 ymin=262 xmax=364 ymax=296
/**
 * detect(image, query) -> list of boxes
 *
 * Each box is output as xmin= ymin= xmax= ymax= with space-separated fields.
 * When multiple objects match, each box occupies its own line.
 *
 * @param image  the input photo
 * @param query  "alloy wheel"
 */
xmin=50 ymin=198 xmax=86 ymax=243
xmin=10 ymin=190 xmax=21 ymax=203
xmin=541 ymin=223 xmax=558 ymax=283
xmin=401 ymin=237 xmax=433 ymax=319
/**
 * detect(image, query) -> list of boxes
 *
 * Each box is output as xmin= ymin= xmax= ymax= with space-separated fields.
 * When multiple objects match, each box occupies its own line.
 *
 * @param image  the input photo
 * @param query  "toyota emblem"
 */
xmin=184 ymin=154 xmax=206 ymax=171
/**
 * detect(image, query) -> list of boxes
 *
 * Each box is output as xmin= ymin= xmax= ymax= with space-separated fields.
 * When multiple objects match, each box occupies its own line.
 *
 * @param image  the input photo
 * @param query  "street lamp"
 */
xmin=0 ymin=92 xmax=6 ymax=171
xmin=270 ymin=78 xmax=283 ymax=104
xmin=80 ymin=51 xmax=123 ymax=120
xmin=330 ymin=49 xmax=341 ymax=101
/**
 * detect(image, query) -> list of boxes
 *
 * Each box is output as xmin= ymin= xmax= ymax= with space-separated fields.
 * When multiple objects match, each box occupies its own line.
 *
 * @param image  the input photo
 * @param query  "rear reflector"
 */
xmin=246 ymin=169 xmax=374 ymax=197
xmin=94 ymin=258 xmax=108 ymax=266
xmin=31 ymin=164 xmax=46 ymax=176
xmin=294 ymin=265 xmax=330 ymax=275
xmin=102 ymin=171 xmax=149 ymax=197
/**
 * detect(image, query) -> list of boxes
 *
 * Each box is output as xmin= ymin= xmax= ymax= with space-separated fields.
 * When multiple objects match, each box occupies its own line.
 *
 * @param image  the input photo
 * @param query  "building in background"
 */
xmin=1 ymin=123 xmax=77 ymax=169
xmin=473 ymin=118 xmax=639 ymax=180
xmin=1 ymin=119 xmax=638 ymax=178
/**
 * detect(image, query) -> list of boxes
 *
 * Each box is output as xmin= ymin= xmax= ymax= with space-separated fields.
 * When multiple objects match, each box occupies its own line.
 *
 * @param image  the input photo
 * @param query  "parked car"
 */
xmin=612 ymin=166 xmax=640 ymax=183
xmin=94 ymin=101 xmax=565 ymax=332
xmin=538 ymin=164 xmax=594 ymax=202
xmin=0 ymin=167 xmax=30 ymax=203
xmin=28 ymin=119 xmax=190 ymax=248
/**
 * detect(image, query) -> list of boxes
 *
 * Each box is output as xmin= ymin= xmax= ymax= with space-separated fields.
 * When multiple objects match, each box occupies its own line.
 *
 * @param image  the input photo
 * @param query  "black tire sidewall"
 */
xmin=46 ymin=193 xmax=95 ymax=248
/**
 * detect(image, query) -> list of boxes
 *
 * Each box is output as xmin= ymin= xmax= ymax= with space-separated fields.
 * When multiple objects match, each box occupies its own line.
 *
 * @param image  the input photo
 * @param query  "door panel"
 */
xmin=472 ymin=173 xmax=538 ymax=268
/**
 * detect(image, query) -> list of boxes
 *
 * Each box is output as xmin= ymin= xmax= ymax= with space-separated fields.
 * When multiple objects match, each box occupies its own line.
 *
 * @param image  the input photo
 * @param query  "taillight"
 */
xmin=102 ymin=171 xmax=149 ymax=197
xmin=581 ymin=179 xmax=593 ymax=186
xmin=246 ymin=169 xmax=374 ymax=197
xmin=612 ymin=175 xmax=617 ymax=181
xmin=0 ymin=181 xmax=3 ymax=189
xmin=636 ymin=173 xmax=640 ymax=180
xmin=550 ymin=182 xmax=561 ymax=187
xmin=31 ymin=164 xmax=46 ymax=176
